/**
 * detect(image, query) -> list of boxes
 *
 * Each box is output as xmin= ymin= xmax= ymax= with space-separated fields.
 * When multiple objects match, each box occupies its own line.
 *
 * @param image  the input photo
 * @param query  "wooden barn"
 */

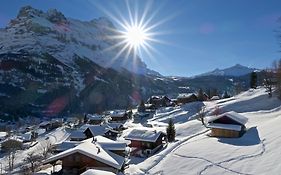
xmin=44 ymin=140 xmax=125 ymax=175
xmin=207 ymin=111 xmax=248 ymax=138
xmin=176 ymin=93 xmax=198 ymax=104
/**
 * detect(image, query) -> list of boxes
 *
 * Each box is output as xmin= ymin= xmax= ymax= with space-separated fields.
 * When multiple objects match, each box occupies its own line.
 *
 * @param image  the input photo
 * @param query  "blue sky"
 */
xmin=0 ymin=0 xmax=281 ymax=76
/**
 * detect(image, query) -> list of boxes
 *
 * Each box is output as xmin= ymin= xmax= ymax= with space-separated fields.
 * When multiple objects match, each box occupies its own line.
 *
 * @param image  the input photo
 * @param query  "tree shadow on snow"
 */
xmin=218 ymin=126 xmax=261 ymax=146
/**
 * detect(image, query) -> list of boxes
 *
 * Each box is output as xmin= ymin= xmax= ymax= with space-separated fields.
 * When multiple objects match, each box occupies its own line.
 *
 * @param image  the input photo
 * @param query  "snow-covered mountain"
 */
xmin=197 ymin=64 xmax=258 ymax=77
xmin=0 ymin=6 xmax=149 ymax=74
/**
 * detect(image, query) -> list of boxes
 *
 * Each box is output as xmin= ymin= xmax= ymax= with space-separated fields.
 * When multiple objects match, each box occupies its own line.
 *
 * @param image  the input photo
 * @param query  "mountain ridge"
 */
xmin=195 ymin=64 xmax=259 ymax=77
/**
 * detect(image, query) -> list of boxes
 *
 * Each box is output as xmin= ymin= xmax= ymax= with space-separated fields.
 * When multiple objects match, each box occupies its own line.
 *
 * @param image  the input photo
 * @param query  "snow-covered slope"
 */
xmin=125 ymin=87 xmax=281 ymax=175
xmin=0 ymin=6 xmax=148 ymax=74
xmin=198 ymin=64 xmax=258 ymax=77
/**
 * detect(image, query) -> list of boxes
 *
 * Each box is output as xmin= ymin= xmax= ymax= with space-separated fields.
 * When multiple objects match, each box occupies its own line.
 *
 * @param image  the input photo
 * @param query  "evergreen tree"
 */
xmin=138 ymin=100 xmax=146 ymax=112
xmin=197 ymin=88 xmax=204 ymax=101
xmin=166 ymin=118 xmax=176 ymax=142
xmin=250 ymin=72 xmax=257 ymax=89
xmin=222 ymin=91 xmax=230 ymax=98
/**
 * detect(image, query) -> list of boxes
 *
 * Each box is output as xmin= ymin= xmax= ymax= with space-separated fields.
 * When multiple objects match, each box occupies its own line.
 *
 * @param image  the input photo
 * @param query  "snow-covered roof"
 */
xmin=207 ymin=123 xmax=242 ymax=131
xmin=54 ymin=141 xmax=80 ymax=152
xmin=83 ymin=125 xmax=110 ymax=136
xmin=44 ymin=140 xmax=125 ymax=169
xmin=207 ymin=111 xmax=248 ymax=125
xmin=211 ymin=96 xmax=220 ymax=100
xmin=125 ymin=129 xmax=164 ymax=142
xmin=39 ymin=121 xmax=50 ymax=126
xmin=177 ymin=93 xmax=196 ymax=99
xmin=106 ymin=123 xmax=123 ymax=129
xmin=70 ymin=130 xmax=86 ymax=139
xmin=87 ymin=114 xmax=103 ymax=121
xmin=0 ymin=132 xmax=7 ymax=138
xmin=21 ymin=132 xmax=32 ymax=141
xmin=110 ymin=110 xmax=126 ymax=117
xmin=80 ymin=169 xmax=115 ymax=175
xmin=35 ymin=128 xmax=46 ymax=135
xmin=88 ymin=136 xmax=127 ymax=151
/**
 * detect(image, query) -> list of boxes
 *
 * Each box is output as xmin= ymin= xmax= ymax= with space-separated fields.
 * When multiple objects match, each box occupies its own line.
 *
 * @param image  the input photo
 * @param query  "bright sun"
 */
xmin=124 ymin=25 xmax=148 ymax=48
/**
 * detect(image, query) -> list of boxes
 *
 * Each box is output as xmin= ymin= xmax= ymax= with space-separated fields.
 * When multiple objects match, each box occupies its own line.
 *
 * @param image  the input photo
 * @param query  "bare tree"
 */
xmin=8 ymin=150 xmax=16 ymax=172
xmin=40 ymin=140 xmax=52 ymax=159
xmin=24 ymin=152 xmax=42 ymax=173
xmin=197 ymin=105 xmax=207 ymax=127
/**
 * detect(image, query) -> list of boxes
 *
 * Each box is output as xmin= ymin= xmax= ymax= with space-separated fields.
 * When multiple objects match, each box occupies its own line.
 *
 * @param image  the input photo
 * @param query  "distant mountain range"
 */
xmin=197 ymin=64 xmax=259 ymax=77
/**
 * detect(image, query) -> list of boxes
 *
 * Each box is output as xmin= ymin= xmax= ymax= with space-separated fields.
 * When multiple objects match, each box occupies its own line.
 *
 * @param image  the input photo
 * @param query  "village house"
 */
xmin=108 ymin=110 xmax=128 ymax=122
xmin=106 ymin=123 xmax=125 ymax=132
xmin=176 ymin=93 xmax=198 ymax=104
xmin=0 ymin=132 xmax=7 ymax=141
xmin=210 ymin=95 xmax=220 ymax=100
xmin=125 ymin=128 xmax=166 ymax=156
xmin=39 ymin=119 xmax=63 ymax=131
xmin=82 ymin=125 xmax=119 ymax=140
xmin=207 ymin=111 xmax=248 ymax=138
xmin=147 ymin=95 xmax=173 ymax=108
xmin=86 ymin=114 xmax=104 ymax=125
xmin=44 ymin=140 xmax=125 ymax=175
xmin=54 ymin=136 xmax=129 ymax=157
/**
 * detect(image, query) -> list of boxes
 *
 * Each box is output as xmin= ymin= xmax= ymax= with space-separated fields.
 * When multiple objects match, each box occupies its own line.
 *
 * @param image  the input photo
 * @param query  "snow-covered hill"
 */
xmin=197 ymin=64 xmax=258 ymax=77
xmin=125 ymin=87 xmax=281 ymax=175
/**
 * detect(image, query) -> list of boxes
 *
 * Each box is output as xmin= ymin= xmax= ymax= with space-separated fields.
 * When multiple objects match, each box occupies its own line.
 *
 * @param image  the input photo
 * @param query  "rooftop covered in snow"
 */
xmin=125 ymin=129 xmax=165 ymax=142
xmin=207 ymin=111 xmax=248 ymax=126
xmin=44 ymin=140 xmax=125 ymax=169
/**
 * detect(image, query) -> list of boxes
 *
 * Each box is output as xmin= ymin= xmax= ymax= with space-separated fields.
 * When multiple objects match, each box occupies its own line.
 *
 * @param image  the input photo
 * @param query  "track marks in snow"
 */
xmin=173 ymin=139 xmax=266 ymax=175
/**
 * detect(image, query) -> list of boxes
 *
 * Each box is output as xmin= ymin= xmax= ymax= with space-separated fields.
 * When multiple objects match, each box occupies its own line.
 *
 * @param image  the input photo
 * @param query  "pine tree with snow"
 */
xmin=166 ymin=118 xmax=176 ymax=142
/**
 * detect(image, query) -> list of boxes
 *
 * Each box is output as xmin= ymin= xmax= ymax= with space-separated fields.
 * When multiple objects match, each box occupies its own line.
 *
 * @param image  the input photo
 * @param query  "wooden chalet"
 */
xmin=176 ymin=93 xmax=198 ymax=104
xmin=44 ymin=139 xmax=125 ymax=175
xmin=86 ymin=114 xmax=103 ymax=125
xmin=207 ymin=111 xmax=248 ymax=138
xmin=147 ymin=95 xmax=172 ymax=108
xmin=125 ymin=129 xmax=166 ymax=156
xmin=82 ymin=125 xmax=119 ymax=140
xmin=108 ymin=110 xmax=128 ymax=122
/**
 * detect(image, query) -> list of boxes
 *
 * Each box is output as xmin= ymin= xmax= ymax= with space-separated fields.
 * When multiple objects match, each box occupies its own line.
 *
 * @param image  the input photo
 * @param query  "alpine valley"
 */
xmin=0 ymin=6 xmax=262 ymax=118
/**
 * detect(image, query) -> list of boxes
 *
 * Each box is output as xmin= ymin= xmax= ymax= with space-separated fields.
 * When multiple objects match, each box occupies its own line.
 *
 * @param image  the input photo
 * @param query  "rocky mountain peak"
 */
xmin=17 ymin=6 xmax=44 ymax=18
xmin=46 ymin=9 xmax=67 ymax=23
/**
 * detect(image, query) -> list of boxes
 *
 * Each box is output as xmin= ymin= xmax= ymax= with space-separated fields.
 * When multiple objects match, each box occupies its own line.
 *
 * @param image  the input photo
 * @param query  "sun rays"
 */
xmin=91 ymin=0 xmax=172 ymax=70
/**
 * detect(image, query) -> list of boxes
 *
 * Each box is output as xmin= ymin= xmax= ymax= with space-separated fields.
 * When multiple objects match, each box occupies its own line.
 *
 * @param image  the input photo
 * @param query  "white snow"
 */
xmin=81 ymin=169 xmax=116 ymax=175
xmin=124 ymin=87 xmax=281 ymax=175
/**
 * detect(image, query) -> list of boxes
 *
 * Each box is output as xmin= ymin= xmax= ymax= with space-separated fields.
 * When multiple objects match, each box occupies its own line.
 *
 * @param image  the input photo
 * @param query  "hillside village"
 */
xmin=0 ymin=2 xmax=281 ymax=175
xmin=0 ymin=81 xmax=280 ymax=175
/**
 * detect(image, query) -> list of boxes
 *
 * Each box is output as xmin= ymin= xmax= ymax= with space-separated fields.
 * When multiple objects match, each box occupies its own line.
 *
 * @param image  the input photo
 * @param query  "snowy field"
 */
xmin=125 ymin=87 xmax=281 ymax=175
